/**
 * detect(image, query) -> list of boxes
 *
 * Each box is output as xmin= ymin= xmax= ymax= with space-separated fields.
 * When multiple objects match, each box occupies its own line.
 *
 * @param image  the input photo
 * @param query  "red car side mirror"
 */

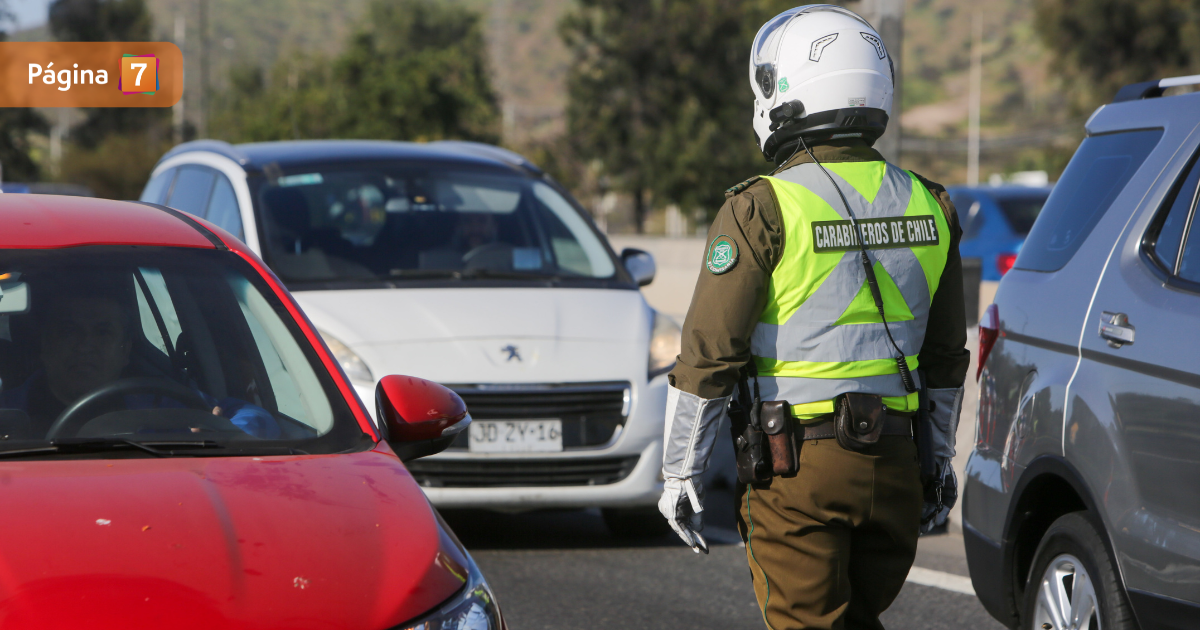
xmin=375 ymin=375 xmax=471 ymax=462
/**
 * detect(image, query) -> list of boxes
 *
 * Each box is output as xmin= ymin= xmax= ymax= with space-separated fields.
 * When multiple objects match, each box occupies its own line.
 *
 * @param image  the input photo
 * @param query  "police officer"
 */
xmin=658 ymin=6 xmax=969 ymax=629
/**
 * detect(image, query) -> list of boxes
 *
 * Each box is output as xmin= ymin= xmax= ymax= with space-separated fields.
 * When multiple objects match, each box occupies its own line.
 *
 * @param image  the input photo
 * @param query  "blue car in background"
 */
xmin=947 ymin=185 xmax=1052 ymax=280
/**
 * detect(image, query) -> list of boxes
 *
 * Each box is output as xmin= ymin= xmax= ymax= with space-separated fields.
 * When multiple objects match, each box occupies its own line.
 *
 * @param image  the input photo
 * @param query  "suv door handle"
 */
xmin=1099 ymin=311 xmax=1135 ymax=348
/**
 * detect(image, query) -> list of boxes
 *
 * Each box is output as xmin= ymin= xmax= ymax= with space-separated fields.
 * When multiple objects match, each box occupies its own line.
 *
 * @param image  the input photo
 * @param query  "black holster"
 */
xmin=834 ymin=392 xmax=886 ymax=452
xmin=729 ymin=365 xmax=772 ymax=484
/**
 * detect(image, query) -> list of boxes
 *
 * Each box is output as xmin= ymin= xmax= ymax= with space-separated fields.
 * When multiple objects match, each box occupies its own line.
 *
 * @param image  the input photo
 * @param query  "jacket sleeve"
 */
xmin=914 ymin=174 xmax=971 ymax=390
xmin=661 ymin=182 xmax=783 ymax=483
xmin=668 ymin=182 xmax=784 ymax=400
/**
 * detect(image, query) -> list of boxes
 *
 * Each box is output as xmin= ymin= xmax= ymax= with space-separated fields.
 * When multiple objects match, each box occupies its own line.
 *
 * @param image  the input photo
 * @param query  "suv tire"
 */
xmin=1022 ymin=512 xmax=1135 ymax=630
xmin=602 ymin=507 xmax=671 ymax=538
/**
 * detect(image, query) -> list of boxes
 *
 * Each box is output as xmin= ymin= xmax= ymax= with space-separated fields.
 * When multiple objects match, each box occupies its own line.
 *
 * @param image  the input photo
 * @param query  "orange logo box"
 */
xmin=0 ymin=42 xmax=181 ymax=107
xmin=120 ymin=54 xmax=158 ymax=94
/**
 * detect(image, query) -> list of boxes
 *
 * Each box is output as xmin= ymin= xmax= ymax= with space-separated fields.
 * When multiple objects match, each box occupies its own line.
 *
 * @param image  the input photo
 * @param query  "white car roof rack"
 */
xmin=1113 ymin=74 xmax=1200 ymax=103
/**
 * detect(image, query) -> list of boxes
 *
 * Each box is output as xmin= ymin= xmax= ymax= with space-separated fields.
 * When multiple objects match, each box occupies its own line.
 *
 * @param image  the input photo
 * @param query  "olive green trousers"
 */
xmin=735 ymin=436 xmax=923 ymax=630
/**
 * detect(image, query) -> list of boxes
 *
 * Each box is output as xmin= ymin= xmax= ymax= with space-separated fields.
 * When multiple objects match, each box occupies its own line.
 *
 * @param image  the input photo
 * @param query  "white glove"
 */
xmin=920 ymin=386 xmax=964 ymax=534
xmin=659 ymin=385 xmax=727 ymax=553
xmin=658 ymin=477 xmax=708 ymax=553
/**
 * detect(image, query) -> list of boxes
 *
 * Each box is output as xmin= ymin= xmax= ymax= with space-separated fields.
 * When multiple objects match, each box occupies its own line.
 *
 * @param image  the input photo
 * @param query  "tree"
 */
xmin=50 ymin=0 xmax=169 ymax=198
xmin=1034 ymin=0 xmax=1200 ymax=110
xmin=560 ymin=0 xmax=798 ymax=232
xmin=0 ymin=0 xmax=47 ymax=182
xmin=49 ymin=0 xmax=165 ymax=148
xmin=211 ymin=0 xmax=499 ymax=145
xmin=334 ymin=0 xmax=500 ymax=142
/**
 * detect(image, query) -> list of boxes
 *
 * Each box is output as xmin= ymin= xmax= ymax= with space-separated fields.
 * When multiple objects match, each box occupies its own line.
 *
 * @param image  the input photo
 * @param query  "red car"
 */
xmin=0 ymin=194 xmax=503 ymax=630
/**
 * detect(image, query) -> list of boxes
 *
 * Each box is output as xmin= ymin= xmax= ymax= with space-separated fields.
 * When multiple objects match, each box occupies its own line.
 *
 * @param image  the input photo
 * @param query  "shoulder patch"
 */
xmin=706 ymin=235 xmax=739 ymax=274
xmin=724 ymin=176 xmax=762 ymax=199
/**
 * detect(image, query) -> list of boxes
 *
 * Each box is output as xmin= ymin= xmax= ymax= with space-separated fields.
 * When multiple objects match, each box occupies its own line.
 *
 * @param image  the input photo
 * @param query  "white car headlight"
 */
xmin=318 ymin=330 xmax=374 ymax=385
xmin=648 ymin=310 xmax=681 ymax=379
xmin=397 ymin=564 xmax=502 ymax=630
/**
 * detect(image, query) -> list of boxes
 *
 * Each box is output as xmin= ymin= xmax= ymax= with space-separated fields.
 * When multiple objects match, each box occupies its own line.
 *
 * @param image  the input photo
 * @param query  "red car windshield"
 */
xmin=0 ymin=246 xmax=370 ymax=456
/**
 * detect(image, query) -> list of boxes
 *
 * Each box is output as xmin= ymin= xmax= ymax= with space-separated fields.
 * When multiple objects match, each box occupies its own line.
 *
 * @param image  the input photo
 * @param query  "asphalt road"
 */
xmin=443 ymin=489 xmax=1007 ymax=630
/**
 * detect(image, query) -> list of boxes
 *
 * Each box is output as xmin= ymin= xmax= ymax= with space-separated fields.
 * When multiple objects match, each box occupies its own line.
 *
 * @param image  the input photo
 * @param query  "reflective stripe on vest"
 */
xmin=752 ymin=161 xmax=951 ymax=407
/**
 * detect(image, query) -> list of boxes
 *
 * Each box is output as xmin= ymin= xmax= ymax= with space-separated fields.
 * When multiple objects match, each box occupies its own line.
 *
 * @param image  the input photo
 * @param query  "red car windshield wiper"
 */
xmin=0 ymin=439 xmax=311 ymax=459
xmin=0 ymin=439 xmax=221 ymax=459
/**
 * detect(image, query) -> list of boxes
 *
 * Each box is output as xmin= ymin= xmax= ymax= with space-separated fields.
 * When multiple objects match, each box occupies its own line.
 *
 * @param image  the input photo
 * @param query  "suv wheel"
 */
xmin=1022 ymin=512 xmax=1135 ymax=630
xmin=602 ymin=507 xmax=671 ymax=538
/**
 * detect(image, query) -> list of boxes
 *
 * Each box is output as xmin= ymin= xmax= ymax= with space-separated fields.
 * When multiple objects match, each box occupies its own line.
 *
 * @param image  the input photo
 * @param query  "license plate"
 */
xmin=468 ymin=420 xmax=563 ymax=453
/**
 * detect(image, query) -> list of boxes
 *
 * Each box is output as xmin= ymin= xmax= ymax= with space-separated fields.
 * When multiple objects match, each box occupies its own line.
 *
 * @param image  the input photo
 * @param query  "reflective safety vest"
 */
xmin=752 ymin=160 xmax=951 ymax=419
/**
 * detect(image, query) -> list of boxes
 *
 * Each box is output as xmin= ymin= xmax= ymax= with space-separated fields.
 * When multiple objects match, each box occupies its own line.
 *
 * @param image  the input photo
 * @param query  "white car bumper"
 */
xmin=418 ymin=440 xmax=664 ymax=510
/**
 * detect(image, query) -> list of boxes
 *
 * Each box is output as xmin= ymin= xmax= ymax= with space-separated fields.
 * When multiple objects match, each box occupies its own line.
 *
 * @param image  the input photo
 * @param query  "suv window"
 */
xmin=1015 ymin=129 xmax=1163 ymax=272
xmin=140 ymin=168 xmax=176 ymax=204
xmin=206 ymin=174 xmax=245 ymax=241
xmin=167 ymin=166 xmax=216 ymax=217
xmin=1146 ymin=153 xmax=1200 ymax=274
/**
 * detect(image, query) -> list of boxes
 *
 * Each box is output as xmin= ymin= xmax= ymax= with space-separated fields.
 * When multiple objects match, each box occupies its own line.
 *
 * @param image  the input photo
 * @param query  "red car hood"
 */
xmin=0 ymin=447 xmax=469 ymax=630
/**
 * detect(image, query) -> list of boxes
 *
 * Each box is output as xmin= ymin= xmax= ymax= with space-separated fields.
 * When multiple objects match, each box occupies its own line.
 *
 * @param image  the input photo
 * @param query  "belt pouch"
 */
xmin=834 ymin=392 xmax=885 ymax=452
xmin=761 ymin=401 xmax=797 ymax=475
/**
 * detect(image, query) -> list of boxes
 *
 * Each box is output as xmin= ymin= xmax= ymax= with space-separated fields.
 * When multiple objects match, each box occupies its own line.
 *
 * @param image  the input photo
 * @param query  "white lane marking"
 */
xmin=906 ymin=566 xmax=976 ymax=596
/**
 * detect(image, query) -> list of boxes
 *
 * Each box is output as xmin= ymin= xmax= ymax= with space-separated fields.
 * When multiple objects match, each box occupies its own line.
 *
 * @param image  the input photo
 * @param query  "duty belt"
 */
xmin=798 ymin=411 xmax=914 ymax=441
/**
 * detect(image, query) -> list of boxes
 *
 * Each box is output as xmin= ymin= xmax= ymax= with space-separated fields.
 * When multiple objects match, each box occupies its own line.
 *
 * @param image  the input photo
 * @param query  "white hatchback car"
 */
xmin=140 ymin=140 xmax=683 ymax=534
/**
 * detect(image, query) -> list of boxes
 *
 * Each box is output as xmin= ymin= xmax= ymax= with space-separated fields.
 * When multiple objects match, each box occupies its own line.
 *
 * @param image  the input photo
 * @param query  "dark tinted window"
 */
xmin=167 ymin=166 xmax=216 ymax=217
xmin=252 ymin=163 xmax=616 ymax=286
xmin=206 ymin=174 xmax=245 ymax=240
xmin=139 ymin=168 xmax=175 ymax=204
xmin=950 ymin=191 xmax=985 ymax=240
xmin=1147 ymin=155 xmax=1200 ymax=273
xmin=0 ymin=247 xmax=366 ymax=455
xmin=1015 ymin=130 xmax=1163 ymax=272
xmin=1179 ymin=231 xmax=1200 ymax=282
xmin=995 ymin=193 xmax=1048 ymax=235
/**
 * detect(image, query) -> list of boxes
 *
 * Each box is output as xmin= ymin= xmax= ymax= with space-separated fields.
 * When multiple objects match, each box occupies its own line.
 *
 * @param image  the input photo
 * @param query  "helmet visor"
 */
xmin=752 ymin=8 xmax=802 ymax=70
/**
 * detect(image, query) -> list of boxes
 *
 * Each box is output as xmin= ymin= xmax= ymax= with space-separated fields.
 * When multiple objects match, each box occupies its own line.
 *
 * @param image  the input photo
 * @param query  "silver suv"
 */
xmin=965 ymin=75 xmax=1200 ymax=630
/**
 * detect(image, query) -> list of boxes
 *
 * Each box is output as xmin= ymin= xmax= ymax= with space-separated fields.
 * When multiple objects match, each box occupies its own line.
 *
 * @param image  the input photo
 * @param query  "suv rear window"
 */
xmin=1014 ymin=129 xmax=1163 ymax=272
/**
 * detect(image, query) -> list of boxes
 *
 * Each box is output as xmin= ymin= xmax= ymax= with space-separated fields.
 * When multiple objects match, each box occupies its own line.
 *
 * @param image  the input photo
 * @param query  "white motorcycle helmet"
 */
xmin=750 ymin=5 xmax=894 ymax=161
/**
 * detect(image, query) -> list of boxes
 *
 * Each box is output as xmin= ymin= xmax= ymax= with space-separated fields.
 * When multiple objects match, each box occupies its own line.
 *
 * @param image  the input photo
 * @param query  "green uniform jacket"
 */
xmin=669 ymin=139 xmax=970 ymax=401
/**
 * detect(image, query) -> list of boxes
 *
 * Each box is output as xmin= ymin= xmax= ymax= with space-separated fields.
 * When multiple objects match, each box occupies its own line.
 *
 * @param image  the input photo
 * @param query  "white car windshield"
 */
xmin=253 ymin=165 xmax=617 ymax=285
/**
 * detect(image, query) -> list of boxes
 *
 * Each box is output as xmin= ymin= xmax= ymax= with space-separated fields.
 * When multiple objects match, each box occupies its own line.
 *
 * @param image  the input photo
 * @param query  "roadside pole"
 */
xmin=854 ymin=0 xmax=904 ymax=164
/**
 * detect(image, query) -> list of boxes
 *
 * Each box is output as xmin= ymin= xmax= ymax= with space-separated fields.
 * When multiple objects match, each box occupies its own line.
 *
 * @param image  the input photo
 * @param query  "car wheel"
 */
xmin=1022 ymin=512 xmax=1135 ymax=630
xmin=602 ymin=507 xmax=671 ymax=538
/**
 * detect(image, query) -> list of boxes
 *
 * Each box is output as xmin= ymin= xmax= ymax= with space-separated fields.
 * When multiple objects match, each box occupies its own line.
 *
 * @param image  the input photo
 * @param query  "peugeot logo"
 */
xmin=501 ymin=345 xmax=522 ymax=362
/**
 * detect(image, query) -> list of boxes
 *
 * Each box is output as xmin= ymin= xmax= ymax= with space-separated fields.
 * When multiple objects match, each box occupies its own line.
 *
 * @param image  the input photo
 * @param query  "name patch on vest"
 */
xmin=811 ymin=216 xmax=939 ymax=253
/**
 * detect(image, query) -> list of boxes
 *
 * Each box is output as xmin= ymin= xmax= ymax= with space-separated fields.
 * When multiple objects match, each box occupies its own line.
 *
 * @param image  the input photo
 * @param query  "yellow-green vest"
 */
xmin=752 ymin=161 xmax=951 ymax=418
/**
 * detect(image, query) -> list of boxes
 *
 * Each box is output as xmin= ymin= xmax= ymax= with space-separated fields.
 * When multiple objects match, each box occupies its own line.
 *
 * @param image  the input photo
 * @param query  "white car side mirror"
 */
xmin=621 ymin=248 xmax=656 ymax=287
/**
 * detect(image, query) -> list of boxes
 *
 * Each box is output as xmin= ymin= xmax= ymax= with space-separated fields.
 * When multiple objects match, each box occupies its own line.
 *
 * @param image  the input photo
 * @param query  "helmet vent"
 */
xmin=859 ymin=32 xmax=886 ymax=59
xmin=809 ymin=33 xmax=839 ymax=62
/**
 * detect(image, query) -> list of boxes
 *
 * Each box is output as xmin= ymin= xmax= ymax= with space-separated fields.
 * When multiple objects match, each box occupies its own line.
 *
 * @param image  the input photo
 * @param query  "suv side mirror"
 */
xmin=621 ymin=248 xmax=656 ymax=286
xmin=376 ymin=375 xmax=471 ymax=462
